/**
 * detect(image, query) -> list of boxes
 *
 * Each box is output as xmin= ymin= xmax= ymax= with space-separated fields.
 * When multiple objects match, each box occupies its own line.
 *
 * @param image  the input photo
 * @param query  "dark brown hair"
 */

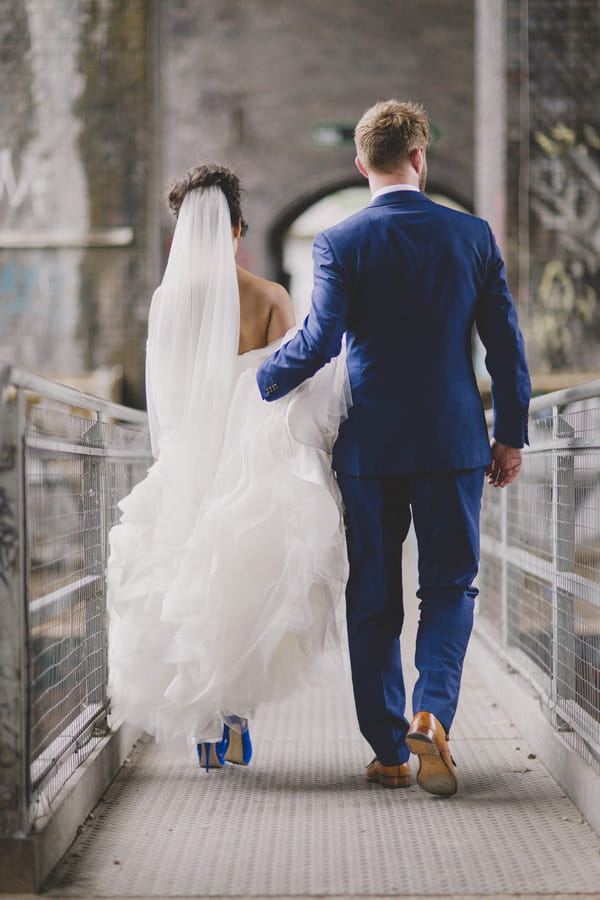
xmin=167 ymin=164 xmax=248 ymax=235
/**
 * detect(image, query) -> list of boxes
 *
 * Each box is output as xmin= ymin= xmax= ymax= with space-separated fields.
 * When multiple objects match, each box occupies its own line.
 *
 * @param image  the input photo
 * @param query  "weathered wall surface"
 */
xmin=75 ymin=0 xmax=157 ymax=405
xmin=0 ymin=0 xmax=154 ymax=406
xmin=525 ymin=0 xmax=600 ymax=373
xmin=1 ymin=0 xmax=476 ymax=403
xmin=3 ymin=1 xmax=597 ymax=399
xmin=478 ymin=0 xmax=600 ymax=374
xmin=0 ymin=0 xmax=88 ymax=376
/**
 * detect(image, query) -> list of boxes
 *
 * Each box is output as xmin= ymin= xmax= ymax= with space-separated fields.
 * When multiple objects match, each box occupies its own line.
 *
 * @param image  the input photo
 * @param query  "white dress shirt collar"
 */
xmin=371 ymin=184 xmax=420 ymax=200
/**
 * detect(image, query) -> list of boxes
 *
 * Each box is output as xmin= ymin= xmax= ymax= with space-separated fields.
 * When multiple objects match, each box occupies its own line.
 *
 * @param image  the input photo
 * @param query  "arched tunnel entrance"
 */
xmin=267 ymin=184 xmax=485 ymax=375
xmin=267 ymin=178 xmax=364 ymax=311
xmin=270 ymin=181 xmax=368 ymax=320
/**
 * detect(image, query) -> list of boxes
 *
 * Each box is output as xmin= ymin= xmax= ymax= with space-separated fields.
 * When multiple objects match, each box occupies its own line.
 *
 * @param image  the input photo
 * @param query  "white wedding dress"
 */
xmin=106 ymin=186 xmax=349 ymax=749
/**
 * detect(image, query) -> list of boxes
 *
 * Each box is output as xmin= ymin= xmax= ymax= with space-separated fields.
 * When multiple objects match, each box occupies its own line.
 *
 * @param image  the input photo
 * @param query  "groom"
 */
xmin=257 ymin=99 xmax=530 ymax=795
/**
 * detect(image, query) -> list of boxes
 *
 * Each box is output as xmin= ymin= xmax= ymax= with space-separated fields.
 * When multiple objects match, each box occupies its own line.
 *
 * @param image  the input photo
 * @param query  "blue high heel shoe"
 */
xmin=223 ymin=717 xmax=253 ymax=766
xmin=196 ymin=729 xmax=229 ymax=772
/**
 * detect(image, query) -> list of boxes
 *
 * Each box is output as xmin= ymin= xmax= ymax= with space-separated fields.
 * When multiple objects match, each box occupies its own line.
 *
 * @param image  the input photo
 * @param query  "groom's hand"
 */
xmin=486 ymin=439 xmax=522 ymax=488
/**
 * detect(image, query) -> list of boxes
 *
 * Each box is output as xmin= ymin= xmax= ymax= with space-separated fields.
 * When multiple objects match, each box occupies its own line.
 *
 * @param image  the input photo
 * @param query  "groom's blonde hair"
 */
xmin=354 ymin=100 xmax=430 ymax=173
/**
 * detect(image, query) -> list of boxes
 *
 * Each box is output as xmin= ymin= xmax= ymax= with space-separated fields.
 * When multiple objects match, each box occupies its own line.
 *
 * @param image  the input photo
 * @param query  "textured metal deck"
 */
xmin=45 ymin=546 xmax=600 ymax=898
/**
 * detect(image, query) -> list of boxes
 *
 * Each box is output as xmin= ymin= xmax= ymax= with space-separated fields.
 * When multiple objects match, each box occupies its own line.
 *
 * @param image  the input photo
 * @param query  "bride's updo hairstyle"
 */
xmin=167 ymin=164 xmax=249 ymax=236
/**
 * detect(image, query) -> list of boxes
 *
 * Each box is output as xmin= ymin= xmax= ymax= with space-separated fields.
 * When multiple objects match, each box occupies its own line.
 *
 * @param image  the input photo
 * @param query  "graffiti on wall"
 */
xmin=0 ymin=257 xmax=63 ymax=324
xmin=529 ymin=123 xmax=600 ymax=369
xmin=0 ymin=147 xmax=47 ymax=219
xmin=0 ymin=487 xmax=17 ymax=589
xmin=0 ymin=147 xmax=80 ymax=372
xmin=0 ymin=250 xmax=83 ymax=375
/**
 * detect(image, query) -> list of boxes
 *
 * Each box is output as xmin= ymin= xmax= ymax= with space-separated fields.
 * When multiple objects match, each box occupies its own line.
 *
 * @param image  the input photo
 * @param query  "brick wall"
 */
xmin=158 ymin=0 xmax=476 ymax=282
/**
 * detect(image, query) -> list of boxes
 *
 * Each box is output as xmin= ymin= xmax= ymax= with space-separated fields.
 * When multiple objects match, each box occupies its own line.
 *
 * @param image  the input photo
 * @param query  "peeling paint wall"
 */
xmin=0 ymin=0 xmax=154 ymax=406
xmin=0 ymin=0 xmax=88 ymax=375
xmin=75 ymin=0 xmax=155 ymax=405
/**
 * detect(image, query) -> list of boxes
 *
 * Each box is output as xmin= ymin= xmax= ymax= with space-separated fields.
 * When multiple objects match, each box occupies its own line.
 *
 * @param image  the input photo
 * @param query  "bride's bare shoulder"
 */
xmin=237 ymin=265 xmax=290 ymax=309
xmin=237 ymin=265 xmax=295 ymax=348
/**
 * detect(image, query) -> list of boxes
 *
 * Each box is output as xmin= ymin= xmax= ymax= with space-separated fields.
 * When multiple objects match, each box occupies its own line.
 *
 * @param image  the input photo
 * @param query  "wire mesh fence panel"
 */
xmin=480 ymin=474 xmax=503 ymax=543
xmin=477 ymin=545 xmax=504 ymax=641
xmin=24 ymin=397 xmax=151 ymax=812
xmin=506 ymin=564 xmax=553 ymax=679
xmin=478 ymin=391 xmax=600 ymax=772
xmin=509 ymin=443 xmax=554 ymax=562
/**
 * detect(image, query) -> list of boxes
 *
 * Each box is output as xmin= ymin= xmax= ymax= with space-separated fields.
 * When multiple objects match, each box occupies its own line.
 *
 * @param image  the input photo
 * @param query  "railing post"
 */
xmin=499 ymin=485 xmax=509 ymax=651
xmin=553 ymin=410 xmax=576 ymax=705
xmin=82 ymin=415 xmax=108 ymax=720
xmin=96 ymin=412 xmax=110 ymax=723
xmin=0 ymin=386 xmax=30 ymax=841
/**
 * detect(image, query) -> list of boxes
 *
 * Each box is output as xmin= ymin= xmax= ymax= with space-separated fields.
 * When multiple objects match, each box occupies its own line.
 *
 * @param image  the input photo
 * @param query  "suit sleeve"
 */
xmin=475 ymin=223 xmax=531 ymax=447
xmin=256 ymin=231 xmax=349 ymax=401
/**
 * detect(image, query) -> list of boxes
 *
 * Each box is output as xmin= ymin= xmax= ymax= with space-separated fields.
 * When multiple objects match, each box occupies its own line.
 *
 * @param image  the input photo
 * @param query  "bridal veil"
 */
xmin=145 ymin=186 xmax=240 ymax=544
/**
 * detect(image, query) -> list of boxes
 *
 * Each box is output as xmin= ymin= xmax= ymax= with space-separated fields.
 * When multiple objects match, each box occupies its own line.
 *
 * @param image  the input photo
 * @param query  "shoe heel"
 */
xmin=406 ymin=729 xmax=438 ymax=756
xmin=197 ymin=732 xmax=228 ymax=772
xmin=379 ymin=773 xmax=411 ymax=788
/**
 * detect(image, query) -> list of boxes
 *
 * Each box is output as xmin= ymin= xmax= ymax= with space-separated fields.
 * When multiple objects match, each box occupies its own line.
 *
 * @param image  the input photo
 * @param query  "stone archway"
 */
xmin=267 ymin=176 xmax=364 ymax=293
xmin=267 ymin=181 xmax=472 ymax=321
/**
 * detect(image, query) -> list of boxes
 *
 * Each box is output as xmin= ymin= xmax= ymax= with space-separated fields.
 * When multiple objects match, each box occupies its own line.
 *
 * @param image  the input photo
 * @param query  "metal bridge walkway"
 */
xmin=43 ymin=546 xmax=600 ymax=900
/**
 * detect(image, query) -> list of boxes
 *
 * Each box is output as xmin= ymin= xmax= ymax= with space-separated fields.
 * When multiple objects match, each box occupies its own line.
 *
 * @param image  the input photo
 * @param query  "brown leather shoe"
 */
xmin=365 ymin=758 xmax=411 ymax=788
xmin=406 ymin=711 xmax=457 ymax=797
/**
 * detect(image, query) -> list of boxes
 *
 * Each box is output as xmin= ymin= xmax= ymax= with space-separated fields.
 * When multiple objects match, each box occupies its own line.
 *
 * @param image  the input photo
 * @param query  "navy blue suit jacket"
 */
xmin=257 ymin=190 xmax=531 ymax=476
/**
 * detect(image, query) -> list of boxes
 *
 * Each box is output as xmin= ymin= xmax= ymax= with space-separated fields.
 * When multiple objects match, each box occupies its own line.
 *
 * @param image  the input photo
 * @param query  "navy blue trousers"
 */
xmin=337 ymin=469 xmax=485 ymax=766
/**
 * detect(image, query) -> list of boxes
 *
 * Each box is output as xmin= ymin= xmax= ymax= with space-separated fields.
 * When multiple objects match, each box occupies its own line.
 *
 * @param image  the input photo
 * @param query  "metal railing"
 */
xmin=1 ymin=362 xmax=599 ymax=841
xmin=477 ymin=379 xmax=600 ymax=771
xmin=0 ymin=363 xmax=151 ymax=838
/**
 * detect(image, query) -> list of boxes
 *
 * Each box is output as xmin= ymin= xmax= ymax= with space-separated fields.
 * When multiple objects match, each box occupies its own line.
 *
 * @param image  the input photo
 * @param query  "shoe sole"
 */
xmin=365 ymin=775 xmax=410 ymax=788
xmin=224 ymin=729 xmax=251 ymax=766
xmin=406 ymin=733 xmax=457 ymax=796
xmin=366 ymin=773 xmax=410 ymax=788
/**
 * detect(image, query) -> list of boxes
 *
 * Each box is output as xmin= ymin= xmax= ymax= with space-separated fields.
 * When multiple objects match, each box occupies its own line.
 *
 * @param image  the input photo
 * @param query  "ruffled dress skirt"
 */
xmin=107 ymin=343 xmax=349 ymax=748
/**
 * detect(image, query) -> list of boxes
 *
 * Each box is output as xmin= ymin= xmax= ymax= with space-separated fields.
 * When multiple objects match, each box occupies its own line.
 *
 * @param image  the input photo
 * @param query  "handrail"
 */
xmin=485 ymin=376 xmax=600 ymax=425
xmin=527 ymin=377 xmax=600 ymax=412
xmin=0 ymin=360 xmax=148 ymax=424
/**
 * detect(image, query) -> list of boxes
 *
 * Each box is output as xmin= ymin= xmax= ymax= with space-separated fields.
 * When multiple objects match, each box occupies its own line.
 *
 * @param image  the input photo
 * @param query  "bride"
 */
xmin=107 ymin=165 xmax=350 ymax=769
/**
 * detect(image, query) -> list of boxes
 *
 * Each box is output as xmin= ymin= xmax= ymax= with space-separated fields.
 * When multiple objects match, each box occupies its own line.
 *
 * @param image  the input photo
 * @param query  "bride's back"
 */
xmin=237 ymin=265 xmax=295 ymax=355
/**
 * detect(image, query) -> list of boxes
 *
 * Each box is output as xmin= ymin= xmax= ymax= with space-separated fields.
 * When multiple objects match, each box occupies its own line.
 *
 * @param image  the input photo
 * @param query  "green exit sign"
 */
xmin=312 ymin=119 xmax=442 ymax=149
xmin=312 ymin=121 xmax=357 ymax=148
